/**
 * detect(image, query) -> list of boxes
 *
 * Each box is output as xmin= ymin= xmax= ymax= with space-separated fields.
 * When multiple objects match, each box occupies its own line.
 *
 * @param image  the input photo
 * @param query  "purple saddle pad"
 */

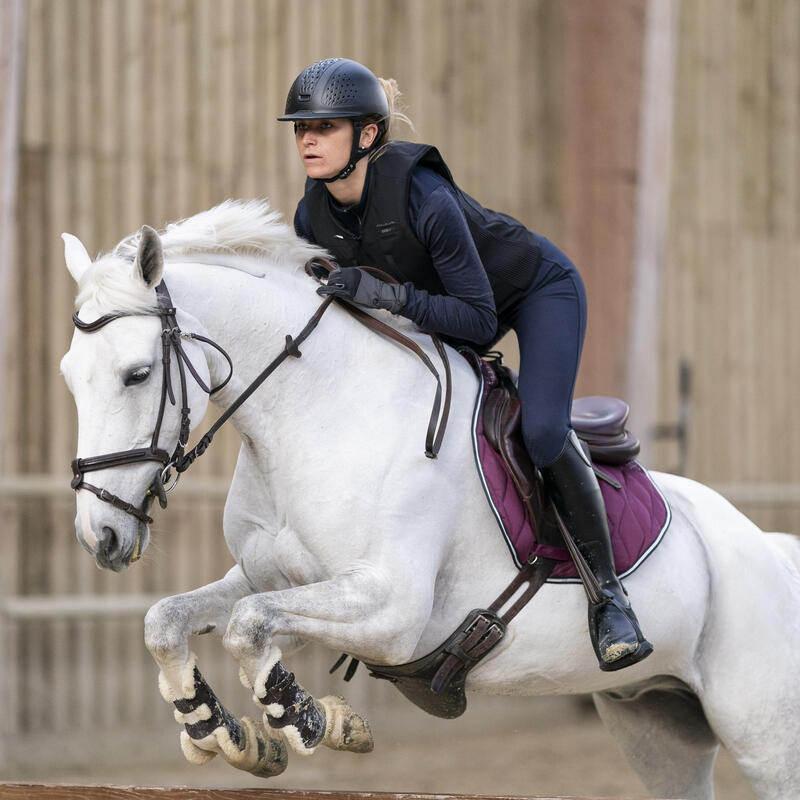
xmin=470 ymin=358 xmax=671 ymax=582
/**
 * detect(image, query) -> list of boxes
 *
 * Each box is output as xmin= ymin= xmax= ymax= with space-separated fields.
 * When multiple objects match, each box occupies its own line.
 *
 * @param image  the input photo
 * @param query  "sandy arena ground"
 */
xmin=7 ymin=693 xmax=756 ymax=799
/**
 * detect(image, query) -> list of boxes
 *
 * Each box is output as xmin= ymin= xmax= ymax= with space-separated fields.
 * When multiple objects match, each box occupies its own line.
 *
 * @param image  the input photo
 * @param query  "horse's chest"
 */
xmin=274 ymin=528 xmax=325 ymax=585
xmin=237 ymin=526 xmax=325 ymax=590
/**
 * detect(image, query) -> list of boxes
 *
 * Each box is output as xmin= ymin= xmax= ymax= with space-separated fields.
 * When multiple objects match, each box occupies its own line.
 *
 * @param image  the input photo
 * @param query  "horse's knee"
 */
xmin=145 ymin=598 xmax=189 ymax=662
xmin=223 ymin=596 xmax=273 ymax=660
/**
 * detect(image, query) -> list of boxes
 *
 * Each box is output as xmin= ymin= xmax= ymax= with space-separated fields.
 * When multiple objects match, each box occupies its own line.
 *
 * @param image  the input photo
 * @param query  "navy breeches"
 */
xmin=505 ymin=235 xmax=587 ymax=466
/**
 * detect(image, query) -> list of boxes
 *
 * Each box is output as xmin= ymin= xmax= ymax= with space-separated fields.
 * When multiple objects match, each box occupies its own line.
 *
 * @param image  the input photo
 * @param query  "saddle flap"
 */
xmin=482 ymin=387 xmax=537 ymax=503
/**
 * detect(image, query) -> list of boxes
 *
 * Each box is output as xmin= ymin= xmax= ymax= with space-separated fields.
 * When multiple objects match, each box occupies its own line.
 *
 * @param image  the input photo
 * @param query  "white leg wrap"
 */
xmin=180 ymin=731 xmax=217 ymax=766
xmin=173 ymin=703 xmax=212 ymax=725
xmin=277 ymin=714 xmax=321 ymax=757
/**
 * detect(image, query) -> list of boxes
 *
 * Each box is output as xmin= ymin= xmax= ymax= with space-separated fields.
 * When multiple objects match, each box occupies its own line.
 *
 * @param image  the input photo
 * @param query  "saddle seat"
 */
xmin=481 ymin=362 xmax=641 ymax=529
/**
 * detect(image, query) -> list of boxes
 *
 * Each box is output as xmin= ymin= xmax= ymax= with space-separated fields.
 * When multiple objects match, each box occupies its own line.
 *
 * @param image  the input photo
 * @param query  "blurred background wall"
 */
xmin=0 ymin=0 xmax=798 ymax=795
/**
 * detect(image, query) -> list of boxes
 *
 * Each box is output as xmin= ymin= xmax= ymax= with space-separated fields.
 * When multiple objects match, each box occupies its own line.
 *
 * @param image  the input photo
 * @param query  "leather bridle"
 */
xmin=70 ymin=258 xmax=451 ymax=527
xmin=70 ymin=281 xmax=233 ymax=524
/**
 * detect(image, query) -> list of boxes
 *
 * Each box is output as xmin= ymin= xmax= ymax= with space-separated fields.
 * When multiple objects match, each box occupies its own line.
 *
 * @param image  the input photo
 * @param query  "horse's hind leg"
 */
xmin=593 ymin=686 xmax=718 ymax=800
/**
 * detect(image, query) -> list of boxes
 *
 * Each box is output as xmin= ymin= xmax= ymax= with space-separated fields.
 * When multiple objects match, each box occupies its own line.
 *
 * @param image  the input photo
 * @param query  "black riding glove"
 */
xmin=316 ymin=267 xmax=407 ymax=314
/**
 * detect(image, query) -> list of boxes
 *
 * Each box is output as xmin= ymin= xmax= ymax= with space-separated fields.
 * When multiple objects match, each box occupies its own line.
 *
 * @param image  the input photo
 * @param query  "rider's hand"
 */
xmin=317 ymin=267 xmax=407 ymax=314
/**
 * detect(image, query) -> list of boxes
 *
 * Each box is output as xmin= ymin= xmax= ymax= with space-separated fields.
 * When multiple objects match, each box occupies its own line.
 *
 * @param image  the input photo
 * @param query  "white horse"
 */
xmin=60 ymin=200 xmax=800 ymax=800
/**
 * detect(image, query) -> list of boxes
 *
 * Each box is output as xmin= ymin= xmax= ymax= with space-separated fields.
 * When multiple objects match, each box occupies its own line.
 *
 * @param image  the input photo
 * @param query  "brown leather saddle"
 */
xmin=483 ymin=356 xmax=640 ymax=537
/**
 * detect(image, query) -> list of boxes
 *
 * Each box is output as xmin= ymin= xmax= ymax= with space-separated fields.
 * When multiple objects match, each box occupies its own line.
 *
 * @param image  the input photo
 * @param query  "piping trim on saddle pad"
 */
xmin=469 ymin=364 xmax=517 ymax=560
xmin=547 ymin=463 xmax=671 ymax=584
xmin=469 ymin=365 xmax=672 ymax=583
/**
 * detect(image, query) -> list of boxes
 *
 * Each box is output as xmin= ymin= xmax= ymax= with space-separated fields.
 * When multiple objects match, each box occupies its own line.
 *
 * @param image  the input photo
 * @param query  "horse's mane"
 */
xmin=75 ymin=199 xmax=327 ymax=313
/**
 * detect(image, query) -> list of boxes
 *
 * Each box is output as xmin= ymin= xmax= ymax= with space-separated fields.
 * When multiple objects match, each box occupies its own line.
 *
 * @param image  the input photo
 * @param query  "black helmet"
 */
xmin=279 ymin=58 xmax=389 ymax=182
xmin=278 ymin=58 xmax=389 ymax=122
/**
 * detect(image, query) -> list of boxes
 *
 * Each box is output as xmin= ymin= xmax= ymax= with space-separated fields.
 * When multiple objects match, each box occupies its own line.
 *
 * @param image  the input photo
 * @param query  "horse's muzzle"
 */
xmin=76 ymin=518 xmax=146 ymax=572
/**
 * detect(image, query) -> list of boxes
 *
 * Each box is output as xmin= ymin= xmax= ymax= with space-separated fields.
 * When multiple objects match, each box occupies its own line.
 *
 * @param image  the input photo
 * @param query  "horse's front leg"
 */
xmin=144 ymin=565 xmax=288 ymax=777
xmin=224 ymin=567 xmax=432 ymax=756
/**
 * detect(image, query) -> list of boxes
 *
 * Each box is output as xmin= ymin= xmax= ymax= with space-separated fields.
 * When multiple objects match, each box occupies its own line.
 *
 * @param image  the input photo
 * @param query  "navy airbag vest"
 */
xmin=303 ymin=142 xmax=541 ymax=317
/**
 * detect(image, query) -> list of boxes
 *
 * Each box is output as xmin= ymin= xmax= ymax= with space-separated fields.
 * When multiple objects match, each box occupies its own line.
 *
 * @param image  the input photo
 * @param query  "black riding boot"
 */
xmin=540 ymin=431 xmax=653 ymax=671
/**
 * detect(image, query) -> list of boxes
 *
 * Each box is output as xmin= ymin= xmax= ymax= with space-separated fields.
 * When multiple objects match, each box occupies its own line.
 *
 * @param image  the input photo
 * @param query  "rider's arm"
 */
xmin=399 ymin=171 xmax=498 ymax=346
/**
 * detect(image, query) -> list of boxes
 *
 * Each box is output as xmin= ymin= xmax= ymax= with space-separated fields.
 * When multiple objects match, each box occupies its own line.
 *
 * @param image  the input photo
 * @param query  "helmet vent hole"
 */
xmin=299 ymin=57 xmax=341 ymax=95
xmin=322 ymin=76 xmax=357 ymax=106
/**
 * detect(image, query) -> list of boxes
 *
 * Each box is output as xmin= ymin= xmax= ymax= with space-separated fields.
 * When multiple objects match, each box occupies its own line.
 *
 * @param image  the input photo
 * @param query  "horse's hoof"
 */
xmin=216 ymin=715 xmax=288 ymax=777
xmin=319 ymin=695 xmax=374 ymax=753
xmin=237 ymin=715 xmax=289 ymax=778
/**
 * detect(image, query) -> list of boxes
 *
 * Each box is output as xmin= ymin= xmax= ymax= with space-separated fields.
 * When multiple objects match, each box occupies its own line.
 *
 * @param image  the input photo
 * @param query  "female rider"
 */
xmin=279 ymin=57 xmax=652 ymax=672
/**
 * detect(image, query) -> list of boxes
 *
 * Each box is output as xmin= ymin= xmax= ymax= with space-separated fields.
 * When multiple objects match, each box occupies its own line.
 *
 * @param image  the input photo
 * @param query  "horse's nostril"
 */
xmin=100 ymin=525 xmax=122 ymax=560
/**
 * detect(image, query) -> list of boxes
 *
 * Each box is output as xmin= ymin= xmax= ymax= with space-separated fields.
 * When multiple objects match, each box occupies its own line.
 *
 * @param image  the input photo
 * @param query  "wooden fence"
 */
xmin=656 ymin=0 xmax=800 ymax=518
xmin=0 ymin=787 xmax=636 ymax=800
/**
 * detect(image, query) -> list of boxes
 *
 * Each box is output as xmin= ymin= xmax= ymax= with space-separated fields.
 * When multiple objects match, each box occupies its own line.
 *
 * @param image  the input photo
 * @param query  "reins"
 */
xmin=304 ymin=257 xmax=452 ymax=459
xmin=70 ymin=259 xmax=452 ymax=525
xmin=172 ymin=292 xmax=336 ymax=474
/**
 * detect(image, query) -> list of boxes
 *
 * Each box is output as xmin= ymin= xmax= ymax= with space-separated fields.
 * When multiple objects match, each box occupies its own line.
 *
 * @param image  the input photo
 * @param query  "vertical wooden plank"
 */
xmin=768 ymin=0 xmax=799 ymax=236
xmin=0 ymin=0 xmax=25 ymax=471
xmin=119 ymin=0 xmax=143 ymax=236
xmin=626 ymin=0 xmax=680 ymax=461
xmin=562 ymin=0 xmax=646 ymax=396
xmin=0 ymin=0 xmax=25 ymax=757
xmin=233 ymin=0 xmax=257 ymax=200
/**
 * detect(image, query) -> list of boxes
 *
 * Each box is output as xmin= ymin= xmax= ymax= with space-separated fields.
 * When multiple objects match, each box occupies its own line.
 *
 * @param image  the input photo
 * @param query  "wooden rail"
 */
xmin=0 ymin=785 xmax=636 ymax=800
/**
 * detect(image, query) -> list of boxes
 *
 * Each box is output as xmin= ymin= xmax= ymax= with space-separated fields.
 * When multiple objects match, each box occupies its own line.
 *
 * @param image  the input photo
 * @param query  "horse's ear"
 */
xmin=133 ymin=225 xmax=164 ymax=287
xmin=62 ymin=233 xmax=93 ymax=283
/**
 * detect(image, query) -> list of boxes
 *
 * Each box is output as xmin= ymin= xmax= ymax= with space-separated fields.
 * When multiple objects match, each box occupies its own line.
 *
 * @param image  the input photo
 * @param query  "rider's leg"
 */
xmin=510 ymin=236 xmax=652 ymax=671
xmin=540 ymin=430 xmax=653 ymax=669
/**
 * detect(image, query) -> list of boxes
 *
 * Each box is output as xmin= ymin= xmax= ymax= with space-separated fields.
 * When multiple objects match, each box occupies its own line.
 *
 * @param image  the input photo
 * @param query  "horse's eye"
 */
xmin=124 ymin=366 xmax=151 ymax=386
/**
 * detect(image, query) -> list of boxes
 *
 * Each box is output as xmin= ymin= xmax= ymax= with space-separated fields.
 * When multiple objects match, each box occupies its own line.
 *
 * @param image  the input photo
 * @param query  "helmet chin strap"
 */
xmin=320 ymin=120 xmax=383 ymax=183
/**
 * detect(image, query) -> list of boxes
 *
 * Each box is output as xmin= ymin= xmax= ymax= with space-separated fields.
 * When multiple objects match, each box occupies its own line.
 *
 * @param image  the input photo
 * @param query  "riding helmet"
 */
xmin=279 ymin=58 xmax=389 ymax=181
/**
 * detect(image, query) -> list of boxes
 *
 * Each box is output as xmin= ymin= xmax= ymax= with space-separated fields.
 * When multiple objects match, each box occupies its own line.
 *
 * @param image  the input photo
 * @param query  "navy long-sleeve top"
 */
xmin=294 ymin=165 xmax=499 ymax=346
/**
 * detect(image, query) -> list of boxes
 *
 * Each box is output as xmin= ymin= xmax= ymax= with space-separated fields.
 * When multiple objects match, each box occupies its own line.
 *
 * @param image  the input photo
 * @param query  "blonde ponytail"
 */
xmin=375 ymin=77 xmax=415 ymax=144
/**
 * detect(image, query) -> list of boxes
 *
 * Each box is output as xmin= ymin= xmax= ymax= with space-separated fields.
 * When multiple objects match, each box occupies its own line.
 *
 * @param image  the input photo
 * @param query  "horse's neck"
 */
xmin=163 ymin=260 xmax=426 ymax=456
xmin=165 ymin=259 xmax=317 ymax=379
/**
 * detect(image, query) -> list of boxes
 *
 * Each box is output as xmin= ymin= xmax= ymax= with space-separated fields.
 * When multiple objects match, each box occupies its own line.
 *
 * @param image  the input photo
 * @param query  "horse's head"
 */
xmin=60 ymin=227 xmax=212 ymax=571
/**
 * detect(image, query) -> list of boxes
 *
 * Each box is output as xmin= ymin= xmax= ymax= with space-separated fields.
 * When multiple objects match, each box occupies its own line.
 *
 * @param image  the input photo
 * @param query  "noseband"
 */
xmin=70 ymin=281 xmax=233 ymax=524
